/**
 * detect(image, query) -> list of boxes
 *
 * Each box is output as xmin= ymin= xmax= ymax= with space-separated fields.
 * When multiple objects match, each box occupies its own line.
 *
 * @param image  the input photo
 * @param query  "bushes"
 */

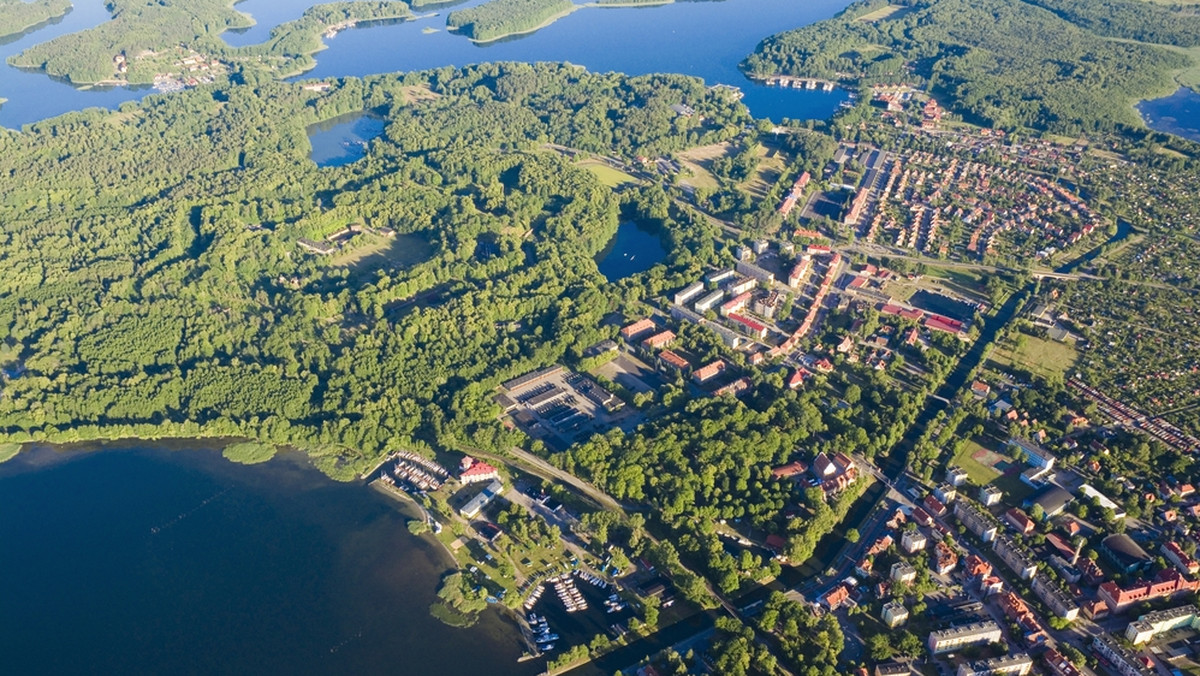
xmin=221 ymin=441 xmax=276 ymax=465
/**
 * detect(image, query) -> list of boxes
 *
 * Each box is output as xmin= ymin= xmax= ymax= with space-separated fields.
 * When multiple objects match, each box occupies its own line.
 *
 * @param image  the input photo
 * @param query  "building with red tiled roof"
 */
xmin=965 ymin=554 xmax=992 ymax=579
xmin=924 ymin=494 xmax=947 ymax=518
xmin=1005 ymin=508 xmax=1035 ymax=534
xmin=911 ymin=506 xmax=933 ymax=527
xmin=998 ymin=591 xmax=1048 ymax=645
xmin=1042 ymin=648 xmax=1083 ymax=676
xmin=1162 ymin=541 xmax=1199 ymax=576
xmin=866 ymin=534 xmax=894 ymax=557
xmin=771 ymin=461 xmax=808 ymax=480
xmin=620 ymin=318 xmax=656 ymax=341
xmin=823 ymin=584 xmax=851 ymax=610
xmin=934 ymin=541 xmax=958 ymax=574
xmin=1097 ymin=569 xmax=1200 ymax=614
xmin=459 ymin=456 xmax=500 ymax=484
xmin=728 ymin=313 xmax=767 ymax=339
xmin=692 ymin=359 xmax=728 ymax=384
xmin=788 ymin=368 xmax=807 ymax=389
xmin=714 ymin=377 xmax=751 ymax=398
xmin=642 ymin=330 xmax=677 ymax=350
xmin=658 ymin=349 xmax=689 ymax=372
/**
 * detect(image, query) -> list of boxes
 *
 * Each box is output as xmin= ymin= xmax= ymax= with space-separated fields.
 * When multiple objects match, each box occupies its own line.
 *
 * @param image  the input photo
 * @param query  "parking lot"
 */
xmin=499 ymin=365 xmax=642 ymax=449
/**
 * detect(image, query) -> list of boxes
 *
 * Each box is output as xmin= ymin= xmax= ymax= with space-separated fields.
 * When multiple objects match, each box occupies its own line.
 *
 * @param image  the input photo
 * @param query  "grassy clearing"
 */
xmin=675 ymin=159 xmax=719 ymax=190
xmin=0 ymin=442 xmax=20 ymax=463
xmin=400 ymin=84 xmax=440 ymax=103
xmin=741 ymin=145 xmax=786 ymax=200
xmin=578 ymin=159 xmax=639 ymax=188
xmin=952 ymin=438 xmax=1006 ymax=485
xmin=679 ymin=142 xmax=733 ymax=162
xmin=335 ymin=232 xmax=435 ymax=272
xmin=854 ymin=4 xmax=910 ymax=21
xmin=991 ymin=333 xmax=1079 ymax=381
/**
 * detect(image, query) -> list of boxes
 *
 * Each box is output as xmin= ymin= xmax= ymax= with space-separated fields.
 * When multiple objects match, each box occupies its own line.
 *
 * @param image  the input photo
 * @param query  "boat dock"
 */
xmin=760 ymin=75 xmax=838 ymax=92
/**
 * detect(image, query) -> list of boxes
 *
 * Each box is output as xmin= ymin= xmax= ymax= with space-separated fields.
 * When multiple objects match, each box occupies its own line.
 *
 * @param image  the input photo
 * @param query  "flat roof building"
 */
xmin=1009 ymin=437 xmax=1056 ymax=470
xmin=956 ymin=654 xmax=1033 ymax=676
xmin=460 ymin=479 xmax=504 ymax=519
xmin=1126 ymin=605 xmax=1200 ymax=645
xmin=674 ymin=281 xmax=705 ymax=306
xmin=927 ymin=621 xmax=1002 ymax=654
xmin=882 ymin=600 xmax=909 ymax=628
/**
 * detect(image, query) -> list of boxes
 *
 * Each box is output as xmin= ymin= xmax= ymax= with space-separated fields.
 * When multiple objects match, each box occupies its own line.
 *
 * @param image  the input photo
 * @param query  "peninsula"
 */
xmin=446 ymin=0 xmax=576 ymax=42
xmin=0 ymin=0 xmax=72 ymax=40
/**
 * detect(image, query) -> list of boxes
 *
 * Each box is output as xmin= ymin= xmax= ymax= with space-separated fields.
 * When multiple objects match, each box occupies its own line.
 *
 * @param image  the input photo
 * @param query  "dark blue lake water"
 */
xmin=596 ymin=222 xmax=669 ymax=281
xmin=0 ymin=0 xmax=851 ymax=128
xmin=0 ymin=446 xmax=536 ymax=676
xmin=1138 ymin=87 xmax=1200 ymax=144
xmin=308 ymin=112 xmax=388 ymax=166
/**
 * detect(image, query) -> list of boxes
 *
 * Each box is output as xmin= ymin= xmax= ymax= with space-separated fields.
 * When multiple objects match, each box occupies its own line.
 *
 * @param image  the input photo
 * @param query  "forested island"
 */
xmin=446 ymin=0 xmax=576 ymax=42
xmin=742 ymin=0 xmax=1198 ymax=133
xmin=0 ymin=0 xmax=71 ymax=39
xmin=7 ymin=0 xmax=412 ymax=85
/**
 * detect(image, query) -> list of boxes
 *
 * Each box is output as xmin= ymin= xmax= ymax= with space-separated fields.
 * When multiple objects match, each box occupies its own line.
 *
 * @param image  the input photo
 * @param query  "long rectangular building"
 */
xmin=956 ymin=654 xmax=1033 ymax=676
xmin=1126 ymin=605 xmax=1200 ymax=644
xmin=674 ymin=281 xmax=705 ymax=306
xmin=928 ymin=621 xmax=1002 ymax=654
xmin=736 ymin=259 xmax=775 ymax=284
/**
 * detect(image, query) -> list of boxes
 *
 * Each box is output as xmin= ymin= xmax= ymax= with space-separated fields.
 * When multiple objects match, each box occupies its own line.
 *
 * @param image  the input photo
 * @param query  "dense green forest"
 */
xmin=446 ymin=0 xmax=574 ymax=41
xmin=0 ymin=0 xmax=71 ymax=38
xmin=0 ymin=63 xmax=748 ymax=478
xmin=1023 ymin=0 xmax=1200 ymax=47
xmin=742 ymin=0 xmax=1193 ymax=132
xmin=8 ymin=0 xmax=412 ymax=84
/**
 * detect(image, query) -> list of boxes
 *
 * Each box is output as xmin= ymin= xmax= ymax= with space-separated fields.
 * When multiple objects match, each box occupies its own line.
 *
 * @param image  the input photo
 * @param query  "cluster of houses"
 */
xmin=666 ymin=241 xmax=844 ymax=364
xmin=845 ymin=147 xmax=1103 ymax=262
xmin=1069 ymin=378 xmax=1200 ymax=454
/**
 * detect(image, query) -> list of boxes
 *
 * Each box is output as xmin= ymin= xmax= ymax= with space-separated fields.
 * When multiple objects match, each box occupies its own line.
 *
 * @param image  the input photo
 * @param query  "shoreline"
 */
xmin=0 ymin=4 xmax=75 ymax=42
xmin=455 ymin=5 xmax=582 ymax=44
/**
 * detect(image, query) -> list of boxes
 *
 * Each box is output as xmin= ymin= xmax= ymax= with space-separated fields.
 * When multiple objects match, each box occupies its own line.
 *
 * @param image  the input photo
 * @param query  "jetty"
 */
xmin=756 ymin=75 xmax=838 ymax=92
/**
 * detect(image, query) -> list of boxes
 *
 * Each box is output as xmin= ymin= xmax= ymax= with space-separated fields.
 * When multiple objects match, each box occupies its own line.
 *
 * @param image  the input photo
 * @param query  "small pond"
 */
xmin=1138 ymin=87 xmax=1200 ymax=144
xmin=595 ymin=221 xmax=668 ymax=281
xmin=307 ymin=113 xmax=387 ymax=167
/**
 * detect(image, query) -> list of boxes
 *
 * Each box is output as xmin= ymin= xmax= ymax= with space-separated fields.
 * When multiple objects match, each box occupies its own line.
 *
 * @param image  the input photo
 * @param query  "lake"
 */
xmin=308 ymin=112 xmax=388 ymax=167
xmin=0 ymin=0 xmax=851 ymax=129
xmin=0 ymin=446 xmax=538 ymax=676
xmin=595 ymin=222 xmax=669 ymax=281
xmin=1138 ymin=87 xmax=1200 ymax=144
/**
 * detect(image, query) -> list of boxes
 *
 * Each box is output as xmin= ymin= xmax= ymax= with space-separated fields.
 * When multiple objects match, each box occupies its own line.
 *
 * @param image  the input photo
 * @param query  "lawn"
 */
xmin=952 ymin=438 xmax=1006 ymax=486
xmin=990 ymin=333 xmax=1079 ymax=381
xmin=854 ymin=4 xmax=911 ymax=21
xmin=578 ymin=160 xmax=640 ymax=188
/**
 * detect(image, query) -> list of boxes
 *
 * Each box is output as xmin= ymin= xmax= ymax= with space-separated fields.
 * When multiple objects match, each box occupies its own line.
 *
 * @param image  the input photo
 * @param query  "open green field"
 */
xmin=990 ymin=333 xmax=1079 ymax=381
xmin=854 ymin=4 xmax=911 ymax=21
xmin=741 ymin=144 xmax=787 ymax=200
xmin=952 ymin=438 xmax=1006 ymax=485
xmin=578 ymin=159 xmax=640 ymax=188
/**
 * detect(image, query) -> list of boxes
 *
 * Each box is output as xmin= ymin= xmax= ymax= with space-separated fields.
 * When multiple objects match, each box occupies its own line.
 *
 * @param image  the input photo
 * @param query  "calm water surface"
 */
xmin=1138 ymin=87 xmax=1200 ymax=143
xmin=0 ymin=446 xmax=537 ymax=676
xmin=596 ymin=221 xmax=669 ymax=281
xmin=0 ymin=0 xmax=850 ymax=128
xmin=308 ymin=112 xmax=388 ymax=166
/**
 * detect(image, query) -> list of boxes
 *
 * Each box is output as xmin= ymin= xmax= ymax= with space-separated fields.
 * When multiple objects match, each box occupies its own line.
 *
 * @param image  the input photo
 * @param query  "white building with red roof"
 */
xmin=459 ymin=456 xmax=500 ymax=484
